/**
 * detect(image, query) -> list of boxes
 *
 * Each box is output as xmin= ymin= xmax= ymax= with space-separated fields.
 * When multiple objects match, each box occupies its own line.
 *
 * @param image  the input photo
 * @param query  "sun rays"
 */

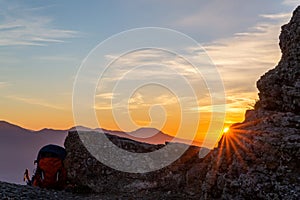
xmin=210 ymin=116 xmax=269 ymax=177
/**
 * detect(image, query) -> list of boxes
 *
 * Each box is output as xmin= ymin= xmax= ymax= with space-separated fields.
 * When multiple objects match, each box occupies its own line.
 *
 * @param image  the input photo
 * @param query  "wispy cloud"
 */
xmin=95 ymin=91 xmax=179 ymax=111
xmin=0 ymin=82 xmax=10 ymax=88
xmin=282 ymin=0 xmax=300 ymax=6
xmin=260 ymin=13 xmax=292 ymax=20
xmin=128 ymin=92 xmax=144 ymax=105
xmin=174 ymin=0 xmax=240 ymax=31
xmin=198 ymin=11 xmax=291 ymax=123
xmin=203 ymin=13 xmax=290 ymax=90
xmin=35 ymin=55 xmax=80 ymax=62
xmin=96 ymin=92 xmax=119 ymax=100
xmin=6 ymin=95 xmax=66 ymax=110
xmin=128 ymin=92 xmax=178 ymax=107
xmin=0 ymin=2 xmax=78 ymax=46
xmin=102 ymin=48 xmax=214 ymax=86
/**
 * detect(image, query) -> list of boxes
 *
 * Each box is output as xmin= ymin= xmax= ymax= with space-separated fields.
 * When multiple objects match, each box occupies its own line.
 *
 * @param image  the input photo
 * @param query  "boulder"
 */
xmin=64 ymin=131 xmax=201 ymax=196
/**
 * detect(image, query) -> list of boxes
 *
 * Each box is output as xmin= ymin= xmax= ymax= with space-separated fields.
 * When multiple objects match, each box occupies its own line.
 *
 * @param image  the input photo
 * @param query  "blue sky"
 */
xmin=0 ymin=0 xmax=298 ymax=131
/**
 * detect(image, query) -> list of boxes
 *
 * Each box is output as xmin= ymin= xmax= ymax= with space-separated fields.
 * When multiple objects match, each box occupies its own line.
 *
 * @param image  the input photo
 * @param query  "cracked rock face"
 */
xmin=64 ymin=131 xmax=201 ymax=196
xmin=256 ymin=6 xmax=300 ymax=114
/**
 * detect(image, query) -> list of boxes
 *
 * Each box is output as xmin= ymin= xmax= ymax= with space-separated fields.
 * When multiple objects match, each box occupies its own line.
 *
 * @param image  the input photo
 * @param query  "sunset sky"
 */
xmin=0 ymin=0 xmax=298 ymax=147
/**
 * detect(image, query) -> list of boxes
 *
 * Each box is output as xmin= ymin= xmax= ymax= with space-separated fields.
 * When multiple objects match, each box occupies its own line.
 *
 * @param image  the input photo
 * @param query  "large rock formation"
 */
xmin=64 ymin=131 xmax=201 ymax=197
xmin=62 ymin=6 xmax=300 ymax=199
xmin=187 ymin=110 xmax=300 ymax=199
xmin=190 ymin=6 xmax=300 ymax=199
xmin=256 ymin=6 xmax=300 ymax=113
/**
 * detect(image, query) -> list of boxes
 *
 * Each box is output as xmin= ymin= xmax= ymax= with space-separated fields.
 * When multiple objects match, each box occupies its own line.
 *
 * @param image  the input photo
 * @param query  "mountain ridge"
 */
xmin=0 ymin=120 xmax=201 ymax=146
xmin=0 ymin=120 xmax=202 ymax=184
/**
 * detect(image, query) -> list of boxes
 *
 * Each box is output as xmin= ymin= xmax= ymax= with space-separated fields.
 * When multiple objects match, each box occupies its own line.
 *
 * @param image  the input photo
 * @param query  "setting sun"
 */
xmin=223 ymin=127 xmax=230 ymax=134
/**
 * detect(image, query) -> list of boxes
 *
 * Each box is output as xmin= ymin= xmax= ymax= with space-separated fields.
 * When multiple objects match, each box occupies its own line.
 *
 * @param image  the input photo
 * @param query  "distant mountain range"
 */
xmin=0 ymin=120 xmax=201 ymax=184
xmin=0 ymin=121 xmax=67 ymax=184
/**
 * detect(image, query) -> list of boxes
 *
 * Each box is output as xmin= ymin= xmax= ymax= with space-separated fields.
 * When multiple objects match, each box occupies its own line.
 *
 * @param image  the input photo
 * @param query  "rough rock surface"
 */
xmin=64 ymin=131 xmax=201 ymax=197
xmin=256 ymin=6 xmax=300 ymax=114
xmin=0 ymin=180 xmax=192 ymax=199
xmin=189 ymin=110 xmax=300 ymax=199
xmin=0 ymin=181 xmax=106 ymax=200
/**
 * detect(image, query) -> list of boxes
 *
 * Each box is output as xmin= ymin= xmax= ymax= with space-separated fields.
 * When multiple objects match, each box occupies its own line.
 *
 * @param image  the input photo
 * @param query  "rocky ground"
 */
xmin=0 ymin=181 xmax=194 ymax=200
xmin=0 ymin=5 xmax=299 ymax=200
xmin=0 ymin=181 xmax=92 ymax=200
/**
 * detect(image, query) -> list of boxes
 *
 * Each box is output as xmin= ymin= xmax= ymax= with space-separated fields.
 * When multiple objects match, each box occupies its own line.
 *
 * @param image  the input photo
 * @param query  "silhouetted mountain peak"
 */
xmin=0 ymin=120 xmax=32 ymax=133
xmin=130 ymin=127 xmax=163 ymax=138
xmin=68 ymin=125 xmax=92 ymax=132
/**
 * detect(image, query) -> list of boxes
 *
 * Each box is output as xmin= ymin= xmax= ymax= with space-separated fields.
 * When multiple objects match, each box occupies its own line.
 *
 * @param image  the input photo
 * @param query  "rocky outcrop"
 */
xmin=188 ymin=110 xmax=300 ymax=199
xmin=189 ymin=6 xmax=300 ymax=199
xmin=64 ymin=131 xmax=201 ymax=197
xmin=256 ymin=6 xmax=300 ymax=114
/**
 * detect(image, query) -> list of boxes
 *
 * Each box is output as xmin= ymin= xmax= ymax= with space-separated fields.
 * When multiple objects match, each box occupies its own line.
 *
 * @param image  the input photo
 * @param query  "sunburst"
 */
xmin=210 ymin=116 xmax=268 ymax=177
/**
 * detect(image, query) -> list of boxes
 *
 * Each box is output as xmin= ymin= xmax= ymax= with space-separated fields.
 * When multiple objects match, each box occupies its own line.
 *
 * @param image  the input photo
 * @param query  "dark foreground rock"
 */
xmin=0 ymin=181 xmax=99 ymax=200
xmin=0 ymin=180 xmax=194 ymax=200
xmin=256 ymin=6 xmax=300 ymax=114
xmin=64 ymin=131 xmax=201 ymax=196
xmin=189 ymin=110 xmax=300 ymax=199
xmin=63 ymin=111 xmax=299 ymax=199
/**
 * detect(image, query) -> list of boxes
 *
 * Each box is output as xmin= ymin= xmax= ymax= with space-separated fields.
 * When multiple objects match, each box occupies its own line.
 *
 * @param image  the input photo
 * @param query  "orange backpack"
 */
xmin=32 ymin=145 xmax=67 ymax=190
